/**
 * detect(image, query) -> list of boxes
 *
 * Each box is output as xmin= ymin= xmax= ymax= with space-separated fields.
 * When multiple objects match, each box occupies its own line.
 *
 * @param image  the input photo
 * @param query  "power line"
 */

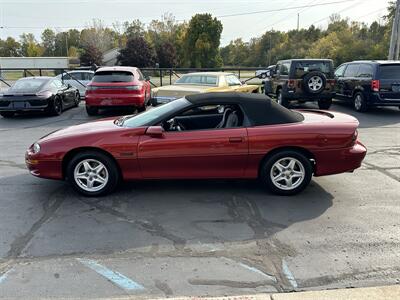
xmin=310 ymin=0 xmax=365 ymax=26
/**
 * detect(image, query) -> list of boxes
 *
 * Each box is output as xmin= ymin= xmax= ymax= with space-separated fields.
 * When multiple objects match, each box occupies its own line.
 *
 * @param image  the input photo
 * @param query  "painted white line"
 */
xmin=0 ymin=267 xmax=14 ymax=284
xmin=77 ymin=258 xmax=144 ymax=291
xmin=282 ymin=259 xmax=298 ymax=289
xmin=222 ymin=257 xmax=277 ymax=282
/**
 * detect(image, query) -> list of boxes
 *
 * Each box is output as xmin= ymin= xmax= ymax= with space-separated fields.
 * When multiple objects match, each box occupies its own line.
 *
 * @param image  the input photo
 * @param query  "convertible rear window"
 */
xmin=175 ymin=75 xmax=218 ymax=86
xmin=294 ymin=61 xmax=332 ymax=78
xmin=92 ymin=71 xmax=134 ymax=83
xmin=10 ymin=78 xmax=48 ymax=92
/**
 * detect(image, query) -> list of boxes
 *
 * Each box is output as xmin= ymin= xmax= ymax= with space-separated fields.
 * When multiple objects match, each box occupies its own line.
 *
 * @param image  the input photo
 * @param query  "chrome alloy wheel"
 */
xmin=270 ymin=157 xmax=305 ymax=191
xmin=307 ymin=76 xmax=323 ymax=92
xmin=354 ymin=94 xmax=363 ymax=111
xmin=74 ymin=159 xmax=109 ymax=192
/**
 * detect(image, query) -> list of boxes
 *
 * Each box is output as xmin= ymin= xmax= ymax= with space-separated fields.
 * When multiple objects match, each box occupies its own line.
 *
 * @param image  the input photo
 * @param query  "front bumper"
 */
xmin=25 ymin=151 xmax=63 ymax=180
xmin=314 ymin=141 xmax=367 ymax=176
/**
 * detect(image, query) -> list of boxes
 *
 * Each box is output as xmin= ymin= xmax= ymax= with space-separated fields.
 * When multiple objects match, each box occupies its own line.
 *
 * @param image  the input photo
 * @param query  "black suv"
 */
xmin=334 ymin=60 xmax=400 ymax=112
xmin=263 ymin=59 xmax=335 ymax=109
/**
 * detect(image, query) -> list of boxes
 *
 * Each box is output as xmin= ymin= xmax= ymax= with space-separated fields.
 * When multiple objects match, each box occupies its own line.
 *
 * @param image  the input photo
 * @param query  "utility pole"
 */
xmin=389 ymin=0 xmax=400 ymax=60
xmin=297 ymin=13 xmax=300 ymax=31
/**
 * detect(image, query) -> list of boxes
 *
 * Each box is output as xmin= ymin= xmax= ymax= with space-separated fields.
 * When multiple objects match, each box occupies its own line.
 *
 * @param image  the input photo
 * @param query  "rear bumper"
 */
xmin=283 ymin=90 xmax=335 ymax=101
xmin=0 ymin=99 xmax=49 ymax=112
xmin=85 ymin=94 xmax=145 ymax=108
xmin=314 ymin=141 xmax=367 ymax=176
xmin=368 ymin=93 xmax=400 ymax=106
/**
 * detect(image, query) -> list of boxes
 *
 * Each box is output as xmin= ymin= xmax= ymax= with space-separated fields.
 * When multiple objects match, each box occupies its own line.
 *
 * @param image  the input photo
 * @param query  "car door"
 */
xmin=137 ymin=105 xmax=249 ymax=179
xmin=54 ymin=79 xmax=74 ymax=107
xmin=342 ymin=64 xmax=360 ymax=99
xmin=334 ymin=64 xmax=347 ymax=98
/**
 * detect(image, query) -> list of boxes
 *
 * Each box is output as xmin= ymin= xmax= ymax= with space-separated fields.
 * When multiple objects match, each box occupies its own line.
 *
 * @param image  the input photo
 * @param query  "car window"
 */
xmin=278 ymin=62 xmax=290 ymax=76
xmin=294 ymin=61 xmax=332 ymax=78
xmin=225 ymin=75 xmax=241 ymax=86
xmin=175 ymin=75 xmax=218 ymax=86
xmin=10 ymin=78 xmax=48 ymax=92
xmin=343 ymin=64 xmax=360 ymax=77
xmin=378 ymin=64 xmax=400 ymax=79
xmin=335 ymin=64 xmax=347 ymax=77
xmin=52 ymin=79 xmax=64 ymax=88
xmin=92 ymin=71 xmax=134 ymax=83
xmin=69 ymin=72 xmax=83 ymax=80
xmin=61 ymin=73 xmax=72 ymax=80
xmin=357 ymin=64 xmax=373 ymax=78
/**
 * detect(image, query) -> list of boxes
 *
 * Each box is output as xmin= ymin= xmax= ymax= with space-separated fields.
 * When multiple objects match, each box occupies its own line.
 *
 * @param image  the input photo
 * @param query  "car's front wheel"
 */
xmin=260 ymin=150 xmax=312 ymax=195
xmin=318 ymin=98 xmax=332 ymax=110
xmin=67 ymin=151 xmax=120 ymax=197
xmin=50 ymin=96 xmax=63 ymax=116
xmin=74 ymin=92 xmax=80 ymax=107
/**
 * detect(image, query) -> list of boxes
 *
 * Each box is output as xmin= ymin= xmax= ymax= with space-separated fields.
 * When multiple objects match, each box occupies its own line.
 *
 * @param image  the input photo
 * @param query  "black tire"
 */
xmin=66 ymin=151 xmax=120 ymax=197
xmin=86 ymin=106 xmax=98 ymax=116
xmin=137 ymin=105 xmax=146 ymax=113
xmin=353 ymin=92 xmax=368 ymax=112
xmin=50 ymin=96 xmax=63 ymax=116
xmin=74 ymin=92 xmax=80 ymax=107
xmin=318 ymin=98 xmax=332 ymax=110
xmin=303 ymin=71 xmax=326 ymax=95
xmin=276 ymin=89 xmax=290 ymax=107
xmin=0 ymin=112 xmax=15 ymax=118
xmin=260 ymin=150 xmax=313 ymax=196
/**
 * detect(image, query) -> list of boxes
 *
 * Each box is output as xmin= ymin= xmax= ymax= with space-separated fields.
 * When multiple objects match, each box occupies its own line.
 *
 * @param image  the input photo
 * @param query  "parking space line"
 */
xmin=222 ymin=257 xmax=277 ymax=282
xmin=282 ymin=259 xmax=298 ymax=289
xmin=76 ymin=258 xmax=144 ymax=291
xmin=0 ymin=267 xmax=14 ymax=284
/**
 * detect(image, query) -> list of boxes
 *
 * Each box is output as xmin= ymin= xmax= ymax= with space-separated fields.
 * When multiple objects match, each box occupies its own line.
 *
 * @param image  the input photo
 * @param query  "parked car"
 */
xmin=334 ymin=60 xmax=400 ymax=112
xmin=255 ymin=65 xmax=276 ymax=79
xmin=85 ymin=66 xmax=151 ymax=116
xmin=151 ymin=72 xmax=259 ymax=106
xmin=264 ymin=59 xmax=336 ymax=109
xmin=56 ymin=70 xmax=94 ymax=99
xmin=0 ymin=77 xmax=80 ymax=118
xmin=26 ymin=92 xmax=366 ymax=197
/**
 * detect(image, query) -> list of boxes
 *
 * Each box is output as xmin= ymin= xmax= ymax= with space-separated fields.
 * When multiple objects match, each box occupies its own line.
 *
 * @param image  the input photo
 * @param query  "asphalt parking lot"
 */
xmin=0 ymin=100 xmax=399 ymax=299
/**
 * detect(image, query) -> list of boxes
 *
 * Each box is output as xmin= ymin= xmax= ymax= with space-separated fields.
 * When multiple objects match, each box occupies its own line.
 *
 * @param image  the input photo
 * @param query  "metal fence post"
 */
xmin=160 ymin=69 xmax=163 ymax=86
xmin=169 ymin=69 xmax=172 ymax=85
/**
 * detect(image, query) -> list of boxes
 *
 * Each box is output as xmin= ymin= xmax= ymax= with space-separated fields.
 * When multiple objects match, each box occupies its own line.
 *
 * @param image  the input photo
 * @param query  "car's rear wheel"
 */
xmin=74 ymin=92 xmax=80 ymax=107
xmin=86 ymin=106 xmax=98 ymax=116
xmin=277 ymin=89 xmax=289 ymax=107
xmin=50 ymin=96 xmax=63 ymax=116
xmin=353 ymin=92 xmax=368 ymax=112
xmin=0 ymin=112 xmax=15 ymax=118
xmin=260 ymin=150 xmax=312 ymax=195
xmin=67 ymin=151 xmax=120 ymax=197
xmin=318 ymin=98 xmax=332 ymax=110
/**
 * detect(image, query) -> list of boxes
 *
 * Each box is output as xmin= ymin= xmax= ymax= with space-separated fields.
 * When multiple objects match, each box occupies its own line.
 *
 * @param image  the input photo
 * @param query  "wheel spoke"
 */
xmin=86 ymin=178 xmax=94 ymax=189
xmin=83 ymin=161 xmax=92 ymax=172
xmin=287 ymin=160 xmax=296 ymax=170
xmin=273 ymin=173 xmax=285 ymax=182
xmin=94 ymin=176 xmax=106 ymax=184
xmin=292 ymin=171 xmax=303 ymax=178
xmin=76 ymin=174 xmax=88 ymax=180
xmin=93 ymin=164 xmax=104 ymax=174
xmin=285 ymin=177 xmax=293 ymax=188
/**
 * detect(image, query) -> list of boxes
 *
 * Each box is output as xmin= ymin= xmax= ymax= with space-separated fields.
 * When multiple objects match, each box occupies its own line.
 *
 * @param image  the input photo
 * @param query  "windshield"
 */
xmin=123 ymin=98 xmax=190 ymax=127
xmin=379 ymin=64 xmax=400 ymax=79
xmin=175 ymin=75 xmax=218 ymax=86
xmin=9 ymin=78 xmax=49 ymax=93
xmin=92 ymin=71 xmax=134 ymax=83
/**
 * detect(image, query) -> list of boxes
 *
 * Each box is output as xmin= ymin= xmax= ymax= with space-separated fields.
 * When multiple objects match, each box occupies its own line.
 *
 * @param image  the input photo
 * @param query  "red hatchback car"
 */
xmin=26 ymin=93 xmax=367 ymax=197
xmin=85 ymin=66 xmax=151 ymax=115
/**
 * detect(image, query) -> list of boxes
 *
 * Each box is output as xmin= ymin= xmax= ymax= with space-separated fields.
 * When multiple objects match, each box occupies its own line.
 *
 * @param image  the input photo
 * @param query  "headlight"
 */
xmin=32 ymin=143 xmax=41 ymax=154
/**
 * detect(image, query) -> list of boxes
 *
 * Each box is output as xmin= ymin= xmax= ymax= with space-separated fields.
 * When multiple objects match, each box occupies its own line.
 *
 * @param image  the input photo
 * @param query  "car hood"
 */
xmin=38 ymin=118 xmax=140 ymax=143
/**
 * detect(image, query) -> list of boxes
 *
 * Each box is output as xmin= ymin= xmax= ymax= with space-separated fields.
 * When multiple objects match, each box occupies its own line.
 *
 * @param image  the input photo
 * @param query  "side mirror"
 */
xmin=67 ymin=84 xmax=72 ymax=89
xmin=146 ymin=126 xmax=164 ymax=138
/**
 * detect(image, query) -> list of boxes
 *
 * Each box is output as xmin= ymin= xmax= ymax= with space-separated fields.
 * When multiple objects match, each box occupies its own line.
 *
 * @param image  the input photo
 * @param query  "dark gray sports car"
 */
xmin=0 ymin=76 xmax=80 ymax=118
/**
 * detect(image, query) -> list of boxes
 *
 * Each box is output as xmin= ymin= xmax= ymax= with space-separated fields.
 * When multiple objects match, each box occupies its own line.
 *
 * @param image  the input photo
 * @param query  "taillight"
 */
xmin=327 ymin=79 xmax=336 ymax=85
xmin=288 ymin=80 xmax=295 ymax=88
xmin=371 ymin=80 xmax=380 ymax=92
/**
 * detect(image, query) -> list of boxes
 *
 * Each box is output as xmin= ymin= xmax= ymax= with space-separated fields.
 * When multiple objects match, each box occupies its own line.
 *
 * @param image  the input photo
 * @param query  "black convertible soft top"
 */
xmin=186 ymin=92 xmax=304 ymax=125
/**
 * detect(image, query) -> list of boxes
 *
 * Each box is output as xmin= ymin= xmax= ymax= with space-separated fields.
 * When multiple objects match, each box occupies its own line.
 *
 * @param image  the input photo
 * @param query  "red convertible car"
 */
xmin=26 ymin=93 xmax=366 ymax=196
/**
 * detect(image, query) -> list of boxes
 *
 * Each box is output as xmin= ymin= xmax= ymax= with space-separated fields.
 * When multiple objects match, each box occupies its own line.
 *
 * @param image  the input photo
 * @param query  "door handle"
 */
xmin=229 ymin=137 xmax=244 ymax=143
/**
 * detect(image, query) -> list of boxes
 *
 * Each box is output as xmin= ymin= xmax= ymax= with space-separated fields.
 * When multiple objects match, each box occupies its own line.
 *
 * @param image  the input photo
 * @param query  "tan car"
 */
xmin=151 ymin=72 xmax=260 ymax=105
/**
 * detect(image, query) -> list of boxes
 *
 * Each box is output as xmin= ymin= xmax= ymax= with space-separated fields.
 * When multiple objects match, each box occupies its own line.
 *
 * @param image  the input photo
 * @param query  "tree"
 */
xmin=20 ymin=33 xmax=43 ymax=57
xmin=41 ymin=28 xmax=56 ymax=56
xmin=184 ymin=14 xmax=223 ymax=68
xmin=0 ymin=37 xmax=21 ymax=56
xmin=80 ymin=44 xmax=103 ymax=66
xmin=155 ymin=41 xmax=177 ymax=67
xmin=117 ymin=36 xmax=156 ymax=67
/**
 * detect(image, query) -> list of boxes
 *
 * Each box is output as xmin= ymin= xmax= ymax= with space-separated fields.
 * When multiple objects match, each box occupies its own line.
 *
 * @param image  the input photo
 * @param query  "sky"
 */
xmin=0 ymin=0 xmax=392 ymax=46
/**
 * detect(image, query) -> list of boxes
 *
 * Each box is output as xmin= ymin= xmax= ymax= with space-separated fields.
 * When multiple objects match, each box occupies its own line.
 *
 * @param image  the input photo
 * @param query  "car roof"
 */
xmin=350 ymin=60 xmax=400 ymax=65
xmin=278 ymin=59 xmax=333 ymax=63
xmin=17 ymin=76 xmax=53 ymax=81
xmin=186 ymin=92 xmax=304 ymax=126
xmin=95 ymin=66 xmax=138 ymax=73
xmin=62 ymin=70 xmax=94 ymax=74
